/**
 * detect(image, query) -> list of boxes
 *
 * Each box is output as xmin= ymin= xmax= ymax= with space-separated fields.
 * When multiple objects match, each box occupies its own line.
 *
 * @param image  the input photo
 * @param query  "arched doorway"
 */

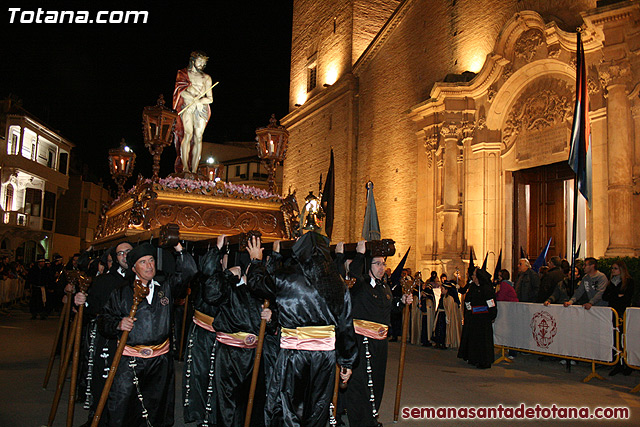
xmin=513 ymin=161 xmax=586 ymax=262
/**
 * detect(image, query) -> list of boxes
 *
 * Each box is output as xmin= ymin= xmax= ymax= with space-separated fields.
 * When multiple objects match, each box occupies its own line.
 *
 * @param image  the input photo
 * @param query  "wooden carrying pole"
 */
xmin=178 ymin=287 xmax=191 ymax=360
xmin=244 ymin=300 xmax=270 ymax=427
xmin=66 ymin=275 xmax=91 ymax=427
xmin=60 ymin=287 xmax=73 ymax=370
xmin=91 ymin=280 xmax=148 ymax=427
xmin=47 ymin=313 xmax=79 ymax=426
xmin=332 ymin=364 xmax=340 ymax=413
xmin=393 ymin=277 xmax=415 ymax=422
xmin=43 ymin=290 xmax=71 ymax=389
xmin=329 ymin=364 xmax=345 ymax=424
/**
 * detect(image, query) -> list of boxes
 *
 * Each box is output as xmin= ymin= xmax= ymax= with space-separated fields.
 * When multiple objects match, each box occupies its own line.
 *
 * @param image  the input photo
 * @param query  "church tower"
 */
xmin=283 ymin=1 xmax=401 ymax=242
xmin=288 ymin=0 xmax=400 ymax=109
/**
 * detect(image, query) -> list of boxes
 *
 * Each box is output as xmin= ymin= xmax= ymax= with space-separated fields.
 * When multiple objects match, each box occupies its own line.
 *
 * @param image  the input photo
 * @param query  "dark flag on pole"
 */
xmin=390 ymin=247 xmax=411 ymax=288
xmin=532 ymin=237 xmax=552 ymax=273
xmin=362 ymin=181 xmax=381 ymax=240
xmin=320 ymin=149 xmax=335 ymax=239
xmin=493 ymin=249 xmax=502 ymax=282
xmin=568 ymin=31 xmax=592 ymax=209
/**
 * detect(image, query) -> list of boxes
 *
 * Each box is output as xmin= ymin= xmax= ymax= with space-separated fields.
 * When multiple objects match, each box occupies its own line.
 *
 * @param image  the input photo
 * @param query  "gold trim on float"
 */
xmin=153 ymin=189 xmax=281 ymax=210
xmin=177 ymin=231 xmax=282 ymax=242
xmin=105 ymin=198 xmax=134 ymax=216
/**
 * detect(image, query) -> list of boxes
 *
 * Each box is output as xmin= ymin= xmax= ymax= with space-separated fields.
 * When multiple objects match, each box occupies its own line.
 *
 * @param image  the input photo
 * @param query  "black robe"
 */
xmin=344 ymin=253 xmax=394 ymax=427
xmin=457 ymin=281 xmax=497 ymax=368
xmin=82 ymin=267 xmax=128 ymax=417
xmin=27 ymin=265 xmax=53 ymax=316
xmin=432 ymin=293 xmax=447 ymax=346
xmin=202 ymin=253 xmax=273 ymax=427
xmin=99 ymin=252 xmax=196 ymax=427
xmin=247 ymin=241 xmax=357 ymax=427
xmin=183 ymin=247 xmax=221 ymax=426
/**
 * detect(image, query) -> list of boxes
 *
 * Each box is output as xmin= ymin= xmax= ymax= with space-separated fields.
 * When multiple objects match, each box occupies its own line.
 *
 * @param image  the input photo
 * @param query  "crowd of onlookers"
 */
xmin=6 ymin=250 xmax=640 ymax=375
xmin=0 ymin=253 xmax=88 ymax=319
xmin=0 ymin=255 xmax=28 ymax=281
xmin=383 ymin=255 xmax=639 ymax=374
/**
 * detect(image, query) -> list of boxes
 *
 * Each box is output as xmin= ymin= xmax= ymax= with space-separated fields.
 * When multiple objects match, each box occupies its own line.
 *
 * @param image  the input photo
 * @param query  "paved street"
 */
xmin=1 ymin=305 xmax=638 ymax=426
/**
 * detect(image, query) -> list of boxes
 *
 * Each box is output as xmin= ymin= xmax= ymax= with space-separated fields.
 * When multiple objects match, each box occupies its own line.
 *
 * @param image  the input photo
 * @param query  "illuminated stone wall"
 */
xmin=284 ymin=0 xmax=640 ymax=275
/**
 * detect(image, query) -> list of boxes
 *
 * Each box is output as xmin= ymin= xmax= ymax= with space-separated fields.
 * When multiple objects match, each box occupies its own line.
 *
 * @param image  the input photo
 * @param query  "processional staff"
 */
xmin=43 ymin=273 xmax=72 ymax=389
xmin=178 ymin=287 xmax=191 ymax=361
xmin=47 ymin=270 xmax=87 ymax=426
xmin=91 ymin=280 xmax=149 ymax=427
xmin=67 ymin=273 xmax=91 ymax=427
xmin=393 ymin=274 xmax=419 ymax=422
xmin=244 ymin=298 xmax=271 ymax=427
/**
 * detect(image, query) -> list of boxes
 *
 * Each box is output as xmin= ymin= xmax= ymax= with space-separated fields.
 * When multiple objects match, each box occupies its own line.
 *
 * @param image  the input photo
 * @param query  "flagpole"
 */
xmin=569 ymin=28 xmax=584 ymax=297
xmin=570 ymin=175 xmax=579 ymax=296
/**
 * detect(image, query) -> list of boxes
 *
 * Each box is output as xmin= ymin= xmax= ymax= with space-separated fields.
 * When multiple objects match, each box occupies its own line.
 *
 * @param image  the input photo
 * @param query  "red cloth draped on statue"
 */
xmin=173 ymin=68 xmax=211 ymax=172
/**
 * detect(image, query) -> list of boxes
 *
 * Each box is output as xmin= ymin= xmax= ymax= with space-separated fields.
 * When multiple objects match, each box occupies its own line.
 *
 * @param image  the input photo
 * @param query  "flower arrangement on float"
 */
xmin=154 ymin=176 xmax=281 ymax=202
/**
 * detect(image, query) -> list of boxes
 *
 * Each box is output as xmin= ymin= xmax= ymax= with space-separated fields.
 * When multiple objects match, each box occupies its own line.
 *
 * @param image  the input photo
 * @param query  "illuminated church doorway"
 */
xmin=513 ymin=161 xmax=587 ymax=266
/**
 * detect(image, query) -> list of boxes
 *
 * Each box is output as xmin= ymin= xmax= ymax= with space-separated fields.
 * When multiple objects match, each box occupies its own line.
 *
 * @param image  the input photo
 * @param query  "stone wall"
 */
xmin=283 ymin=0 xmax=640 ymax=275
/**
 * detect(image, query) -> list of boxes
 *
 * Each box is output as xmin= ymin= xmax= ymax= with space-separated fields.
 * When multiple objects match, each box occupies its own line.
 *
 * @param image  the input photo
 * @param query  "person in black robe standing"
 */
xmin=99 ymin=242 xmax=196 ymax=427
xmin=457 ymin=268 xmax=497 ymax=369
xmin=246 ymin=229 xmax=357 ymax=427
xmin=182 ymin=235 xmax=225 ymax=426
xmin=202 ymin=235 xmax=274 ymax=427
xmin=77 ymin=243 xmax=132 ymax=426
xmin=28 ymin=257 xmax=53 ymax=319
xmin=341 ymin=240 xmax=410 ymax=427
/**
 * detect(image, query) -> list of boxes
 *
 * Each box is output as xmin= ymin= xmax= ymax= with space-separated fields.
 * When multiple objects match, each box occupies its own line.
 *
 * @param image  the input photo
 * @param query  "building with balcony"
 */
xmin=55 ymin=175 xmax=111 ymax=254
xmin=0 ymin=99 xmax=73 ymax=264
xmin=200 ymin=141 xmax=283 ymax=191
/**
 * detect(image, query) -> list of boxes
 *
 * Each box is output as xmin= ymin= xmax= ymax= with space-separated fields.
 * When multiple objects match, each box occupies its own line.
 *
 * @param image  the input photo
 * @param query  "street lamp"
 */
xmin=108 ymin=139 xmax=136 ymax=196
xmin=142 ymin=94 xmax=178 ymax=181
xmin=198 ymin=156 xmax=225 ymax=181
xmin=255 ymin=114 xmax=288 ymax=193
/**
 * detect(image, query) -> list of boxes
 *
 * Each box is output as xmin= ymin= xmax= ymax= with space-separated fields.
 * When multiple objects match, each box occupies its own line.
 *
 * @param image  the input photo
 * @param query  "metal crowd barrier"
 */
xmin=623 ymin=307 xmax=640 ymax=393
xmin=493 ymin=303 xmax=619 ymax=384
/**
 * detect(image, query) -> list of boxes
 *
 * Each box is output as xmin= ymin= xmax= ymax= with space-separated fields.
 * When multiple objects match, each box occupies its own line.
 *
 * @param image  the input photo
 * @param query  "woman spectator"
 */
xmin=603 ymin=260 xmax=634 ymax=376
xmin=495 ymin=269 xmax=518 ymax=302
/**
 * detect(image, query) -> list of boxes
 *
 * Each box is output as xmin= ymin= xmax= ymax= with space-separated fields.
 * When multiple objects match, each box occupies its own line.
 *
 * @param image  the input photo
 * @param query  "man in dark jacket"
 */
xmin=537 ymin=256 xmax=564 ymax=303
xmin=515 ymin=258 xmax=539 ymax=303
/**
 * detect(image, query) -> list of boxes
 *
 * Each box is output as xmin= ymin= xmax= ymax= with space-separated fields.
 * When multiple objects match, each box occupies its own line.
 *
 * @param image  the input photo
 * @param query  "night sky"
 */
xmin=0 ymin=1 xmax=293 ymax=187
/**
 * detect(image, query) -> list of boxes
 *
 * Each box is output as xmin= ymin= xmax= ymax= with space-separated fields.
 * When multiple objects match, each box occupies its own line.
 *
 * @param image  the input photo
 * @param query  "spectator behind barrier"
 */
xmin=564 ymin=257 xmax=608 ymax=310
xmin=515 ymin=258 xmax=539 ymax=303
xmin=538 ymin=256 xmax=564 ymax=303
xmin=604 ymin=260 xmax=635 ymax=376
xmin=495 ymin=269 xmax=518 ymax=302
xmin=544 ymin=265 xmax=578 ymax=306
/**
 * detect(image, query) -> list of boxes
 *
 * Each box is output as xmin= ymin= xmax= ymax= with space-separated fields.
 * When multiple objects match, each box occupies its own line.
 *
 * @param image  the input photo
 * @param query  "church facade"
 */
xmin=281 ymin=0 xmax=640 ymax=276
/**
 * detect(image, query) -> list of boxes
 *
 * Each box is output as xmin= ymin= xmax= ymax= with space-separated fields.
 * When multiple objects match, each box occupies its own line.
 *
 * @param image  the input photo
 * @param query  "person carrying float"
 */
xmin=98 ymin=242 xmax=196 ymax=426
